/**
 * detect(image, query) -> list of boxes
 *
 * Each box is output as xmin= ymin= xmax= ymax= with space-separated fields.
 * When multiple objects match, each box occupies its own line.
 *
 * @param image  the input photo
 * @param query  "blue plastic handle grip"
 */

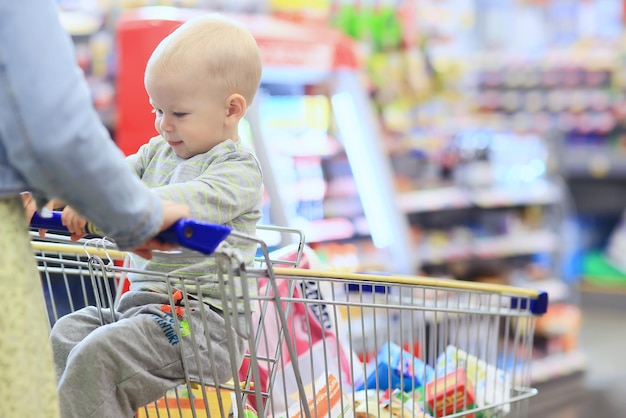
xmin=30 ymin=211 xmax=231 ymax=256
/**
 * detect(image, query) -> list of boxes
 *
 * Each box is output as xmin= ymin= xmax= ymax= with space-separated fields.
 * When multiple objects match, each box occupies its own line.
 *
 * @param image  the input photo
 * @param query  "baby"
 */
xmin=49 ymin=13 xmax=264 ymax=418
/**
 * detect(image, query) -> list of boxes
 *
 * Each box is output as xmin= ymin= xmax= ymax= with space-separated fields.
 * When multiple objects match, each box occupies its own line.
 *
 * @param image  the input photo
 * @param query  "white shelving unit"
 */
xmin=397 ymin=180 xmax=562 ymax=213
xmin=242 ymin=17 xmax=417 ymax=274
xmin=531 ymin=350 xmax=587 ymax=385
xmin=418 ymin=229 xmax=558 ymax=265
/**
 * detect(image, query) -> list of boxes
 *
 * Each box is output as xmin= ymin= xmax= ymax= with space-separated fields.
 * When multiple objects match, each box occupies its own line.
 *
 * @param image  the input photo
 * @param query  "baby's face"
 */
xmin=145 ymin=71 xmax=228 ymax=159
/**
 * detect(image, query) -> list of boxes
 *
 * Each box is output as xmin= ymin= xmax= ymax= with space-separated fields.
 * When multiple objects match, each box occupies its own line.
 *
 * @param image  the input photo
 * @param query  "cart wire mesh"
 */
xmin=32 ymin=230 xmax=547 ymax=417
xmin=257 ymin=267 xmax=546 ymax=418
xmin=32 ymin=226 xmax=310 ymax=417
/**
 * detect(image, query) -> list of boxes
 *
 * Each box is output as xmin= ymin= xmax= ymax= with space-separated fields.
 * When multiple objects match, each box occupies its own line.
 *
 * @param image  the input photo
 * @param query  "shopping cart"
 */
xmin=32 ymin=213 xmax=548 ymax=418
xmin=259 ymin=268 xmax=549 ymax=418
xmin=31 ymin=212 xmax=311 ymax=417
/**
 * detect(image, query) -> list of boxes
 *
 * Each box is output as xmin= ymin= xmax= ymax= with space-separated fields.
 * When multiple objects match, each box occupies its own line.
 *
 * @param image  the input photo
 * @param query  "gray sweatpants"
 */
xmin=50 ymin=290 xmax=247 ymax=418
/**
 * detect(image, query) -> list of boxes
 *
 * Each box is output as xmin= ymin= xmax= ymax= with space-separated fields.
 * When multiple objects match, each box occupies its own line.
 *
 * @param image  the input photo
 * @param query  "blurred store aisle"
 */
xmin=533 ymin=307 xmax=626 ymax=417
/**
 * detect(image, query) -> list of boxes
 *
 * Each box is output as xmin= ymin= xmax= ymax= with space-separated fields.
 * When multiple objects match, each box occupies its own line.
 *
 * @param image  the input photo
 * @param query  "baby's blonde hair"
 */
xmin=145 ymin=13 xmax=262 ymax=105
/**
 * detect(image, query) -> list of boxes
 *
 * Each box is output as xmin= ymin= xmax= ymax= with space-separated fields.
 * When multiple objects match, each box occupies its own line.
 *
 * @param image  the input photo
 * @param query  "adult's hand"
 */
xmin=21 ymin=192 xmax=54 ymax=238
xmin=21 ymin=192 xmax=37 ymax=224
xmin=129 ymin=200 xmax=191 ymax=259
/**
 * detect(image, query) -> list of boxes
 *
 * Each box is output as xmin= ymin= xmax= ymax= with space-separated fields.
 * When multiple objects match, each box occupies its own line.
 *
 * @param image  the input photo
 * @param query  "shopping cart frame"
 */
xmin=31 ymin=219 xmax=313 ymax=417
xmin=32 ymin=214 xmax=549 ymax=417
xmin=256 ymin=267 xmax=548 ymax=418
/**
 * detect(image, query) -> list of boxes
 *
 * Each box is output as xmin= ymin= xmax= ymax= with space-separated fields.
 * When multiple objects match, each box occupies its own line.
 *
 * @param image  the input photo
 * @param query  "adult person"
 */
xmin=0 ymin=2 xmax=190 ymax=416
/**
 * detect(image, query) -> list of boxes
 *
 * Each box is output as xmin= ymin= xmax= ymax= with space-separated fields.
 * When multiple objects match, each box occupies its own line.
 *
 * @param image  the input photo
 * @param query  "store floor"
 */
xmin=533 ymin=307 xmax=626 ymax=418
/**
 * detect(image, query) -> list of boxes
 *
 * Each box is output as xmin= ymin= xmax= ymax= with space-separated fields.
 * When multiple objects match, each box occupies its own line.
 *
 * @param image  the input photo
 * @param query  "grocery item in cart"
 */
xmin=281 ymin=374 xmax=355 ymax=418
xmin=240 ymin=265 xmax=354 ymax=416
xmin=354 ymin=341 xmax=434 ymax=392
xmin=424 ymin=368 xmax=476 ymax=417
xmin=136 ymin=381 xmax=258 ymax=418
xmin=435 ymin=345 xmax=511 ymax=415
xmin=353 ymin=388 xmax=433 ymax=417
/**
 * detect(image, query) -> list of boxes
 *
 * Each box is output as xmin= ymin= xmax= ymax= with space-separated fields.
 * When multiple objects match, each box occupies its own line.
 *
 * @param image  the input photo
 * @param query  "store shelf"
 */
xmin=530 ymin=350 xmax=587 ymax=385
xmin=420 ymin=230 xmax=558 ymax=265
xmin=296 ymin=217 xmax=355 ymax=243
xmin=577 ymin=251 xmax=626 ymax=311
xmin=529 ymin=369 xmax=587 ymax=417
xmin=397 ymin=181 xmax=561 ymax=214
xmin=579 ymin=281 xmax=626 ymax=312
xmin=564 ymin=146 xmax=626 ymax=178
xmin=472 ymin=181 xmax=561 ymax=208
xmin=397 ymin=187 xmax=471 ymax=213
xmin=268 ymin=134 xmax=341 ymax=157
xmin=515 ymin=278 xmax=570 ymax=303
xmin=474 ymin=230 xmax=557 ymax=259
xmin=420 ymin=243 xmax=472 ymax=265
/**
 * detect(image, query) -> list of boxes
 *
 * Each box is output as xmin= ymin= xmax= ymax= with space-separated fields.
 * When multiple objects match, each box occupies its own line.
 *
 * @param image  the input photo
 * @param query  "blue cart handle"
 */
xmin=30 ymin=211 xmax=231 ymax=256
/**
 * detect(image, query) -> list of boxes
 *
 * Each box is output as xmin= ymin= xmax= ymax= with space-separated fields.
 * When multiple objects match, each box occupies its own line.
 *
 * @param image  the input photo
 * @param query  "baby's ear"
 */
xmin=225 ymin=94 xmax=247 ymax=123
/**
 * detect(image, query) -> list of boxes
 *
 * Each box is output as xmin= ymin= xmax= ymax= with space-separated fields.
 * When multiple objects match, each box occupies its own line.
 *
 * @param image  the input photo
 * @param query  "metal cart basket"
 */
xmin=32 ymin=214 xmax=547 ymax=418
xmin=32 ymin=216 xmax=311 ymax=418
xmin=264 ymin=268 xmax=547 ymax=418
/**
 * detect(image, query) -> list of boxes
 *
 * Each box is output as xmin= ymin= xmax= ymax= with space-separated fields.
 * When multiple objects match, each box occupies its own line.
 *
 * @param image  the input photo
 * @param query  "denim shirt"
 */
xmin=0 ymin=1 xmax=162 ymax=249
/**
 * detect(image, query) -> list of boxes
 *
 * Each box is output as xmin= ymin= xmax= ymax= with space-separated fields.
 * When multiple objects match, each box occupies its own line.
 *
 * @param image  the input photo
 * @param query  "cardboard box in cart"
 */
xmin=136 ymin=382 xmax=256 ymax=418
xmin=281 ymin=374 xmax=354 ymax=418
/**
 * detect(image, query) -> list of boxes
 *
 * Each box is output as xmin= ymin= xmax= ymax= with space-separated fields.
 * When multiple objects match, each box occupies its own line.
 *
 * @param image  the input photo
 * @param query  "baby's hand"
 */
xmin=61 ymin=206 xmax=87 ymax=242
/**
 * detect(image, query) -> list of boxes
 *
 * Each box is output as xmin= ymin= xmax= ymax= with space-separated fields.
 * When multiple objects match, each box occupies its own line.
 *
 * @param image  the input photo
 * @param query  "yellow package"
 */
xmin=137 ymin=382 xmax=255 ymax=418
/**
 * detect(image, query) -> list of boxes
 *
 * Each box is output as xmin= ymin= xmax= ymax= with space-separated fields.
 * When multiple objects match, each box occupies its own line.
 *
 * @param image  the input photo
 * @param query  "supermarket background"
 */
xmin=56 ymin=0 xmax=626 ymax=416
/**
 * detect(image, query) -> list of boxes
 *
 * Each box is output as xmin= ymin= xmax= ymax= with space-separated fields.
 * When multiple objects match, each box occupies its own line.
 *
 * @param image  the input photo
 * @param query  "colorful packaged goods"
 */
xmin=435 ymin=346 xmax=511 ymax=416
xmin=354 ymin=342 xmax=435 ymax=392
xmin=353 ymin=388 xmax=433 ymax=418
xmin=281 ymin=374 xmax=354 ymax=418
xmin=136 ymin=381 xmax=258 ymax=418
xmin=425 ymin=369 xmax=475 ymax=418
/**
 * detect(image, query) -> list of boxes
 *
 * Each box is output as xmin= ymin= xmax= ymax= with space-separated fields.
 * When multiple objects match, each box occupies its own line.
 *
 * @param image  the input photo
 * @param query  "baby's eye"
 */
xmin=151 ymin=109 xmax=163 ymax=116
xmin=173 ymin=112 xmax=188 ymax=118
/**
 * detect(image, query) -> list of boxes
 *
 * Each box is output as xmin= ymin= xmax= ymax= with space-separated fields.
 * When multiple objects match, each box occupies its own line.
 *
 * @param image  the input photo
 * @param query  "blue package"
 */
xmin=355 ymin=342 xmax=434 ymax=392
